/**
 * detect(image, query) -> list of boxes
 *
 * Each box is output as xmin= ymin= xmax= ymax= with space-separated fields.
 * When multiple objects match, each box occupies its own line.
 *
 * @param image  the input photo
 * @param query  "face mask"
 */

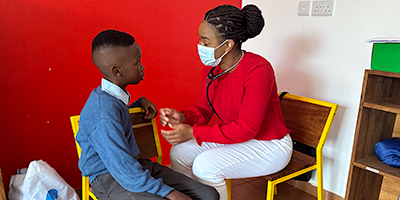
xmin=197 ymin=40 xmax=228 ymax=67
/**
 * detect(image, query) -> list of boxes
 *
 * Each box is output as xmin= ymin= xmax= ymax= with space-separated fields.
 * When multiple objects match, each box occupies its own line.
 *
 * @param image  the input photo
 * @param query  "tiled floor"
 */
xmin=231 ymin=177 xmax=316 ymax=200
xmin=76 ymin=177 xmax=316 ymax=200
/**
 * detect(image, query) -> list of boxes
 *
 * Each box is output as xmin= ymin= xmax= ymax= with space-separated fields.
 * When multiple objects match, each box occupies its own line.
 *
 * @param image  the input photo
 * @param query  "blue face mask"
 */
xmin=197 ymin=40 xmax=228 ymax=67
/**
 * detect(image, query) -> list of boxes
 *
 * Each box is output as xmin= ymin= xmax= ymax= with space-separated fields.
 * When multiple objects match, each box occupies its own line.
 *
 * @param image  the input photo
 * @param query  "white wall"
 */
xmin=242 ymin=0 xmax=400 ymax=197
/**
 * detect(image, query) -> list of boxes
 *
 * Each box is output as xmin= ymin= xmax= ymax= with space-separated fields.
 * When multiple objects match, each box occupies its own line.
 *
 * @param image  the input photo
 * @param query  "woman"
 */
xmin=160 ymin=4 xmax=292 ymax=200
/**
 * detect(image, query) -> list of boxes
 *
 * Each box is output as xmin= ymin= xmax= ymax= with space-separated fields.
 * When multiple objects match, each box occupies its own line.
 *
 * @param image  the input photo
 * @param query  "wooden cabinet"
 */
xmin=0 ymin=168 xmax=5 ymax=200
xmin=345 ymin=69 xmax=400 ymax=200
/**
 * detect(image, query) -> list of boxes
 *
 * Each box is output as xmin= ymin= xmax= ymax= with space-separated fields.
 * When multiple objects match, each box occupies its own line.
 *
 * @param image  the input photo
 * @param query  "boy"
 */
xmin=76 ymin=29 xmax=219 ymax=200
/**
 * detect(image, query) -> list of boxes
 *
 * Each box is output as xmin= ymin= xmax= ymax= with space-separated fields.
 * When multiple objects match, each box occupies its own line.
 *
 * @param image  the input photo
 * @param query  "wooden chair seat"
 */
xmin=264 ymin=150 xmax=316 ymax=181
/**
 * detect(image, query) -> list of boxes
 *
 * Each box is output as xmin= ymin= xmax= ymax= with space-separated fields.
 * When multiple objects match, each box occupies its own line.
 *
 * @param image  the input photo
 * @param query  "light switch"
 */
xmin=298 ymin=1 xmax=310 ymax=16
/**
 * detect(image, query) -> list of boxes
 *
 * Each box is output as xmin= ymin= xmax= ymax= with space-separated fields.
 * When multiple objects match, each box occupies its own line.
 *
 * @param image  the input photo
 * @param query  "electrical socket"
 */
xmin=298 ymin=1 xmax=310 ymax=16
xmin=312 ymin=1 xmax=334 ymax=16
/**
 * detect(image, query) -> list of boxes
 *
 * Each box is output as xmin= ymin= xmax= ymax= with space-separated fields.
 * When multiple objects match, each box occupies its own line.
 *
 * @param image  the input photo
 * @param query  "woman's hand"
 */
xmin=161 ymin=124 xmax=194 ymax=145
xmin=159 ymin=108 xmax=185 ymax=127
xmin=141 ymin=97 xmax=157 ymax=119
xmin=165 ymin=190 xmax=193 ymax=200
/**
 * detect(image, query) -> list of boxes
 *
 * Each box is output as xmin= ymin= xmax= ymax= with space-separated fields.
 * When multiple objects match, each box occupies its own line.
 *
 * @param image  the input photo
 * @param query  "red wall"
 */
xmin=0 ymin=0 xmax=241 ymax=193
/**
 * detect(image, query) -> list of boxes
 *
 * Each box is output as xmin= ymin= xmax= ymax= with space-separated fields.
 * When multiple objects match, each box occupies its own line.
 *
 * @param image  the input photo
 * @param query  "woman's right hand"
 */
xmin=159 ymin=108 xmax=185 ymax=127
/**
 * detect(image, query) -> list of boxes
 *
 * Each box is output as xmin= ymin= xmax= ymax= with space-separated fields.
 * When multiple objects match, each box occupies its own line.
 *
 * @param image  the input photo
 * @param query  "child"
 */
xmin=76 ymin=29 xmax=219 ymax=200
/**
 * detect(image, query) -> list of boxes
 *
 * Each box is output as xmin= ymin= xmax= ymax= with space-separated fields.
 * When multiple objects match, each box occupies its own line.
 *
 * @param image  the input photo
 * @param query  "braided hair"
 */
xmin=204 ymin=4 xmax=264 ymax=46
xmin=92 ymin=29 xmax=135 ymax=52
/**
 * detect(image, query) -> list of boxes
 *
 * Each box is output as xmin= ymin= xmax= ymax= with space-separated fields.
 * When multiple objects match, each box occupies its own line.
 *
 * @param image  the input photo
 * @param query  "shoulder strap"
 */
xmin=279 ymin=91 xmax=289 ymax=101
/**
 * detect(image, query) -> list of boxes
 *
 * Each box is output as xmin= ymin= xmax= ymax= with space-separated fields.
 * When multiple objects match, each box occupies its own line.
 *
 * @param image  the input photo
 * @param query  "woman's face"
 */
xmin=198 ymin=20 xmax=227 ymax=59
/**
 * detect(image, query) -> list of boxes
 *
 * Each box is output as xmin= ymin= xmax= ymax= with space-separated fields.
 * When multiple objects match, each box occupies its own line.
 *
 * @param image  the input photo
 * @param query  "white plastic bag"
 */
xmin=9 ymin=160 xmax=79 ymax=200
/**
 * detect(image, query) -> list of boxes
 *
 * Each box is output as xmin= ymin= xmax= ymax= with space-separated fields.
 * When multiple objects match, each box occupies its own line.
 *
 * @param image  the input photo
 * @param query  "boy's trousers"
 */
xmin=91 ymin=158 xmax=219 ymax=200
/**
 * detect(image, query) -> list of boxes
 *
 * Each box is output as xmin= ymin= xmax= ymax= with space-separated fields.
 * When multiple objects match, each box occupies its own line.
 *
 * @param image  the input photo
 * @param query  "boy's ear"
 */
xmin=111 ymin=65 xmax=123 ymax=77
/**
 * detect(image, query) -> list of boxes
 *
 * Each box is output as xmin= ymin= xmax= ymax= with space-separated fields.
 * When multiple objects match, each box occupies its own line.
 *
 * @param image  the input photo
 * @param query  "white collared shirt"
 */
xmin=101 ymin=78 xmax=130 ymax=105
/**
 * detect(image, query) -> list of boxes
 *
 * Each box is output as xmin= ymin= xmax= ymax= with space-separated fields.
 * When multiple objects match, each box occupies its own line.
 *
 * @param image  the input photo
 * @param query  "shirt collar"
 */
xmin=101 ymin=78 xmax=130 ymax=105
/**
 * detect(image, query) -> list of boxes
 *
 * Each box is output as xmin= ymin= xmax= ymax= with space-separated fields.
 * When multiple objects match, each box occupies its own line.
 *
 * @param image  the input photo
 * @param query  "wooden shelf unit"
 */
xmin=345 ymin=69 xmax=400 ymax=200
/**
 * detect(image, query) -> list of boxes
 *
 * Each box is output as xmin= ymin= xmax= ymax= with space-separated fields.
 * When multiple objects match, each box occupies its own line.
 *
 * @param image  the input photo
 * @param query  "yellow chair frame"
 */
xmin=226 ymin=93 xmax=338 ymax=200
xmin=70 ymin=107 xmax=163 ymax=200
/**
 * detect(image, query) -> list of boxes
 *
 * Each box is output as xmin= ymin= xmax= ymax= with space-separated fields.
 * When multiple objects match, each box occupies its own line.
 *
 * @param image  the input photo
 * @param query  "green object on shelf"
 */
xmin=371 ymin=43 xmax=400 ymax=73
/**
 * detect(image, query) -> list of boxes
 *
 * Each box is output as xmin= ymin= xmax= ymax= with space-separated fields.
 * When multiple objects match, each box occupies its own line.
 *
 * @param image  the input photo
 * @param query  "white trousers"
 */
xmin=170 ymin=134 xmax=293 ymax=200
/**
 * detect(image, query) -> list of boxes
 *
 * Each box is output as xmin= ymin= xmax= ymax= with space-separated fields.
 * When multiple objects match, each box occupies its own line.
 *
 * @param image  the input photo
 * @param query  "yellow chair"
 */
xmin=226 ymin=93 xmax=338 ymax=200
xmin=70 ymin=107 xmax=163 ymax=200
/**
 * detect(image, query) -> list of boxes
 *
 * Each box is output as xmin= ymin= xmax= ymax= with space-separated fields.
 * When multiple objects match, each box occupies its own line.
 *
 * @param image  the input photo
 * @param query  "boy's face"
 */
xmin=119 ymin=43 xmax=144 ymax=85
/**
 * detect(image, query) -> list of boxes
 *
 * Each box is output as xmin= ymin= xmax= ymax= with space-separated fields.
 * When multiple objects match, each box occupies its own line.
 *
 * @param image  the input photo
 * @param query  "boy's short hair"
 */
xmin=92 ymin=29 xmax=135 ymax=52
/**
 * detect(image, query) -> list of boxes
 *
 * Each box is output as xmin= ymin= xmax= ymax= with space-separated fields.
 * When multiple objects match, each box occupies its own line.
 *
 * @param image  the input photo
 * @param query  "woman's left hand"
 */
xmin=161 ymin=124 xmax=195 ymax=145
xmin=141 ymin=97 xmax=158 ymax=119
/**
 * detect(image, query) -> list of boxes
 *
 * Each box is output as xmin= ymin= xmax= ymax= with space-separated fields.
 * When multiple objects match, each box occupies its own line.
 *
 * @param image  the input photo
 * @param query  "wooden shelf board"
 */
xmin=354 ymin=155 xmax=400 ymax=180
xmin=367 ymin=69 xmax=400 ymax=79
xmin=364 ymin=96 xmax=400 ymax=113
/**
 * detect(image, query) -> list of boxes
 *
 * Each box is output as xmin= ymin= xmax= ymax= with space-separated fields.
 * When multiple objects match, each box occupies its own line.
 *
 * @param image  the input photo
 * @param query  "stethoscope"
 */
xmin=206 ymin=51 xmax=244 ymax=122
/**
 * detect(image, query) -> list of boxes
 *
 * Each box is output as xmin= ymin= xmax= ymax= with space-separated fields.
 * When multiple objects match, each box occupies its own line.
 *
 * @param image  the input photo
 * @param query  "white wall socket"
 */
xmin=298 ymin=1 xmax=311 ymax=16
xmin=312 ymin=1 xmax=334 ymax=16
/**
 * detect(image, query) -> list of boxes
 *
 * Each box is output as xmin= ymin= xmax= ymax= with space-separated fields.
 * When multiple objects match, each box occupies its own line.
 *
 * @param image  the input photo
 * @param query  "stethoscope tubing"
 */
xmin=206 ymin=67 xmax=226 ymax=122
xmin=205 ymin=50 xmax=245 ymax=122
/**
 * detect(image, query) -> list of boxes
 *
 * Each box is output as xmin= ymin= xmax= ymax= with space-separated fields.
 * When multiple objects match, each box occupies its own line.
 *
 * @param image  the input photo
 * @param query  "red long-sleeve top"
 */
xmin=182 ymin=52 xmax=290 ymax=145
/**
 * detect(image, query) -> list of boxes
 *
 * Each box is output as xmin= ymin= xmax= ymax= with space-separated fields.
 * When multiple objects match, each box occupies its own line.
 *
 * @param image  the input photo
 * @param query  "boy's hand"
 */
xmin=141 ymin=97 xmax=157 ymax=119
xmin=165 ymin=190 xmax=193 ymax=200
xmin=159 ymin=108 xmax=185 ymax=127
xmin=161 ymin=124 xmax=194 ymax=145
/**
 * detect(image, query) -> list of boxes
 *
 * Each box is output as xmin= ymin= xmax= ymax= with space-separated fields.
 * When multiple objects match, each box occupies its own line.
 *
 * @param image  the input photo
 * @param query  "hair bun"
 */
xmin=241 ymin=4 xmax=265 ymax=39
